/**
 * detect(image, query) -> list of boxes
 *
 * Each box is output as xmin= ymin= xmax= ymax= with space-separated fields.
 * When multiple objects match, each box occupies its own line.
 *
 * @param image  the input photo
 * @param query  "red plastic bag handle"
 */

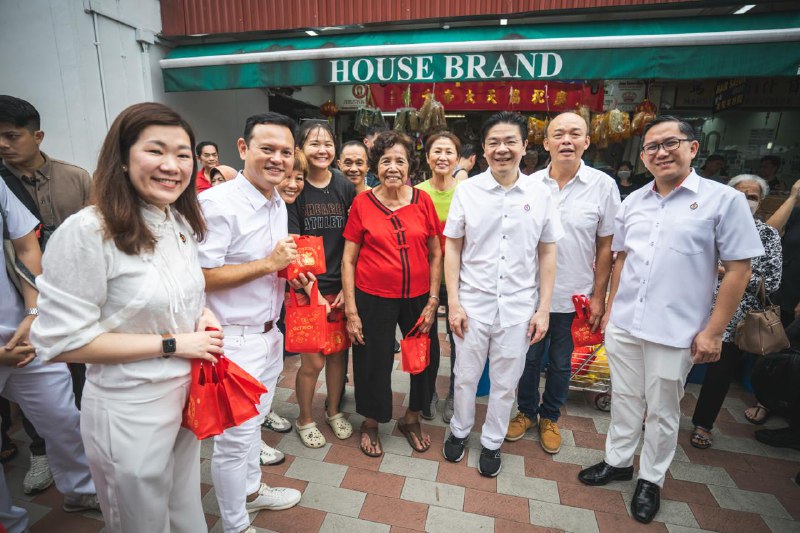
xmin=405 ymin=315 xmax=427 ymax=339
xmin=289 ymin=279 xmax=321 ymax=307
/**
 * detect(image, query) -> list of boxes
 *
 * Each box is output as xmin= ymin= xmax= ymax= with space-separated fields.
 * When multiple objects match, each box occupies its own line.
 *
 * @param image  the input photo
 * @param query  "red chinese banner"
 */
xmin=369 ymin=81 xmax=604 ymax=112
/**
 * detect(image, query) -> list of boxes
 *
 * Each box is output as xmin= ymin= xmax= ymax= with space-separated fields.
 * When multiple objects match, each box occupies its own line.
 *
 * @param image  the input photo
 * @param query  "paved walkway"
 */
xmin=6 ymin=324 xmax=800 ymax=532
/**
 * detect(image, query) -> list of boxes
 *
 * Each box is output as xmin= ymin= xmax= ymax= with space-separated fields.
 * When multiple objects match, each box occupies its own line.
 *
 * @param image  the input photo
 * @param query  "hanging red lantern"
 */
xmin=320 ymin=99 xmax=338 ymax=117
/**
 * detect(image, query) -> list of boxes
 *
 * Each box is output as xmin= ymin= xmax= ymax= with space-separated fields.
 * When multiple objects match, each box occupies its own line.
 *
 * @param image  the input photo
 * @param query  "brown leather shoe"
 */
xmin=539 ymin=418 xmax=561 ymax=454
xmin=505 ymin=412 xmax=535 ymax=442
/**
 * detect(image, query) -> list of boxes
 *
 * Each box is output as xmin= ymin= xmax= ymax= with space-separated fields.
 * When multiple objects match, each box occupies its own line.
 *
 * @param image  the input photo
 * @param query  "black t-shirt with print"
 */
xmin=287 ymin=168 xmax=356 ymax=295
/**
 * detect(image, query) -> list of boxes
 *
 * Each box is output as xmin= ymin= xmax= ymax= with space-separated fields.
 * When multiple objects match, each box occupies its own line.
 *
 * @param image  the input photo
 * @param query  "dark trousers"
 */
xmin=517 ymin=312 xmax=575 ymax=423
xmin=352 ymin=289 xmax=440 ymax=423
xmin=0 ymin=362 xmax=86 ymax=455
xmin=693 ymin=341 xmax=745 ymax=430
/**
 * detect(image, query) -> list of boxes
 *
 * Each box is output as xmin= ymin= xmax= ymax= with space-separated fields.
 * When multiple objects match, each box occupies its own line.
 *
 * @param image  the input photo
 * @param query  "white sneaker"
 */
xmin=259 ymin=441 xmax=285 ymax=466
xmin=245 ymin=482 xmax=301 ymax=512
xmin=262 ymin=411 xmax=292 ymax=433
xmin=63 ymin=493 xmax=101 ymax=513
xmin=23 ymin=454 xmax=53 ymax=494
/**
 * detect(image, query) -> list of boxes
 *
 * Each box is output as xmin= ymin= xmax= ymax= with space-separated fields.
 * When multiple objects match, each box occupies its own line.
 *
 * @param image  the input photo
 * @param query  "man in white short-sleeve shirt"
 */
xmin=198 ymin=113 xmax=302 ymax=533
xmin=442 ymin=112 xmax=563 ymax=478
xmin=578 ymin=116 xmax=763 ymax=525
xmin=507 ymin=112 xmax=621 ymax=454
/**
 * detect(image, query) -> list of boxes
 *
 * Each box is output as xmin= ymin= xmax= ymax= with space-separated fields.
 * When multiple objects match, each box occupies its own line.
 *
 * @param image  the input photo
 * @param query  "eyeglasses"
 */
xmin=641 ymin=138 xmax=693 ymax=155
xmin=485 ymin=138 xmax=522 ymax=150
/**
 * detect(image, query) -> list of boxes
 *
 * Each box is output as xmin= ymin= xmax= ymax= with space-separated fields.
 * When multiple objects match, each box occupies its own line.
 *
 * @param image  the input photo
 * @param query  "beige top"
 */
xmin=3 ymin=152 xmax=92 ymax=227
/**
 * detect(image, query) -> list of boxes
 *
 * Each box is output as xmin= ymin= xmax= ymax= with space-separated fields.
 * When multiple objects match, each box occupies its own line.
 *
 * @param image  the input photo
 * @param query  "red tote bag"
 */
xmin=182 ymin=360 xmax=235 ymax=440
xmin=571 ymin=294 xmax=605 ymax=347
xmin=322 ymin=308 xmax=351 ymax=355
xmin=401 ymin=317 xmax=431 ymax=375
xmin=217 ymin=355 xmax=268 ymax=426
xmin=278 ymin=235 xmax=327 ymax=280
xmin=285 ymin=282 xmax=328 ymax=353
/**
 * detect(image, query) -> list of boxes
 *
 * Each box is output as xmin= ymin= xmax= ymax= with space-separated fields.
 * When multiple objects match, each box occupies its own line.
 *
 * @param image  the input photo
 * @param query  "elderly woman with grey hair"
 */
xmin=689 ymin=174 xmax=783 ymax=449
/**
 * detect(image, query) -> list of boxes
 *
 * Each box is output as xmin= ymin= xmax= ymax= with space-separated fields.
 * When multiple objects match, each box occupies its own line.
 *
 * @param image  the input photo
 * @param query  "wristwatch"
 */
xmin=161 ymin=333 xmax=176 ymax=359
xmin=25 ymin=307 xmax=38 ymax=317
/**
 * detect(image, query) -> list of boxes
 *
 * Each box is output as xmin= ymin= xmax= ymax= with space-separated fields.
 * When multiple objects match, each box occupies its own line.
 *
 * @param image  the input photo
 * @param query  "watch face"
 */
xmin=162 ymin=338 xmax=177 ymax=354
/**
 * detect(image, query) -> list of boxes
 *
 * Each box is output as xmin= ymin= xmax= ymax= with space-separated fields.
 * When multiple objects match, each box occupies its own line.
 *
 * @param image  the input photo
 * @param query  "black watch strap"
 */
xmin=161 ymin=333 xmax=176 ymax=358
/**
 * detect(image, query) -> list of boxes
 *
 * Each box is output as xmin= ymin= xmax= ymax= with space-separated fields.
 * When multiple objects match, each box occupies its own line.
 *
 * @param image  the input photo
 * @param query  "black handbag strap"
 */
xmin=0 ymin=161 xmax=41 ymax=222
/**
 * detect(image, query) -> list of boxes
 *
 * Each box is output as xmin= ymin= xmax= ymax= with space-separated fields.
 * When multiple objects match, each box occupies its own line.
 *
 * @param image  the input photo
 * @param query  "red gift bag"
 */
xmin=182 ymin=360 xmax=235 ymax=440
xmin=571 ymin=295 xmax=605 ymax=347
xmin=278 ymin=235 xmax=327 ymax=280
xmin=285 ymin=281 xmax=328 ymax=353
xmin=322 ymin=308 xmax=351 ymax=355
xmin=217 ymin=355 xmax=268 ymax=426
xmin=401 ymin=317 xmax=431 ymax=375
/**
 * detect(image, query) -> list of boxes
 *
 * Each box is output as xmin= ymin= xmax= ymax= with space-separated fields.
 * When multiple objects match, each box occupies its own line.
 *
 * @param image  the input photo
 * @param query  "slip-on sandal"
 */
xmin=326 ymin=412 xmax=353 ymax=440
xmin=296 ymin=421 xmax=326 ymax=448
xmin=744 ymin=405 xmax=770 ymax=425
xmin=398 ymin=420 xmax=431 ymax=453
xmin=690 ymin=427 xmax=713 ymax=449
xmin=359 ymin=421 xmax=382 ymax=457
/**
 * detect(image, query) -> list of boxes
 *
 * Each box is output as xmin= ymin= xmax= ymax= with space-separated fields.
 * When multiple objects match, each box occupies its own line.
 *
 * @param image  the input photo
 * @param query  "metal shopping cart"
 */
xmin=569 ymin=343 xmax=611 ymax=411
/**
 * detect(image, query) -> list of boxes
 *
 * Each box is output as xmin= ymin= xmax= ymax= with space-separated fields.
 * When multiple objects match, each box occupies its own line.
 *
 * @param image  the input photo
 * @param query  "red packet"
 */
xmin=278 ymin=235 xmax=327 ymax=280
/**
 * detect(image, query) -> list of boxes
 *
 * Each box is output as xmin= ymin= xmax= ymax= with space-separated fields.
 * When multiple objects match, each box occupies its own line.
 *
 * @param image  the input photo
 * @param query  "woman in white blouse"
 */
xmin=31 ymin=103 xmax=222 ymax=533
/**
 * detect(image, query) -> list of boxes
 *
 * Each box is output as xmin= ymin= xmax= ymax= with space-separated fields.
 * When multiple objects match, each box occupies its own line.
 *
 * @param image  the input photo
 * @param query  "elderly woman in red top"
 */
xmin=342 ymin=131 xmax=442 ymax=457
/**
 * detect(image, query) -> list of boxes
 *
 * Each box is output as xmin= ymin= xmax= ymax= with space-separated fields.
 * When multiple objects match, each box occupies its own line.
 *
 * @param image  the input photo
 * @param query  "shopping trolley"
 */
xmin=569 ymin=343 xmax=611 ymax=411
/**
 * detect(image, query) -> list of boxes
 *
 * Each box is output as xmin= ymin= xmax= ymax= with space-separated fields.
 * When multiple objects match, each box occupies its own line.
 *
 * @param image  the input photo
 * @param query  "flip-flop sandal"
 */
xmin=359 ymin=422 xmax=382 ymax=457
xmin=326 ymin=412 xmax=353 ymax=440
xmin=398 ymin=420 xmax=431 ymax=453
xmin=690 ymin=427 xmax=713 ymax=449
xmin=296 ymin=421 xmax=327 ymax=448
xmin=0 ymin=442 xmax=17 ymax=464
xmin=744 ymin=405 xmax=770 ymax=425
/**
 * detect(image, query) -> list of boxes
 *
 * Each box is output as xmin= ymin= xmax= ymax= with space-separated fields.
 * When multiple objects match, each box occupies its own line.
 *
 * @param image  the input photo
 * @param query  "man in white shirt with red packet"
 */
xmin=578 ymin=116 xmax=763 ymax=524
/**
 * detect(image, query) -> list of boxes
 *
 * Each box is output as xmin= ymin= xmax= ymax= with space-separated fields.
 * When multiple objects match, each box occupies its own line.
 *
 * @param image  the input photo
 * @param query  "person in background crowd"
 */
xmin=579 ymin=116 xmax=762 ymax=524
xmin=342 ymin=131 xmax=441 ymax=457
xmin=32 ymin=102 xmax=214 ymax=531
xmin=453 ymin=143 xmax=476 ymax=181
xmin=338 ymin=140 xmax=370 ymax=194
xmin=442 ymin=112 xmax=561 ymax=477
xmin=210 ymin=165 xmax=237 ymax=187
xmin=759 ymin=155 xmax=785 ymax=193
xmin=363 ymin=125 xmax=388 ymax=187
xmin=698 ymin=154 xmax=728 ymax=183
xmin=416 ymin=131 xmax=462 ymax=423
xmin=288 ymin=120 xmax=355 ymax=449
xmin=520 ymin=147 xmax=539 ymax=175
xmin=506 ymin=112 xmax=620 ymax=454
xmin=199 ymin=113 xmax=302 ymax=533
xmin=615 ymin=161 xmax=642 ymax=201
xmin=0 ymin=94 xmax=92 ymax=494
xmin=195 ymin=141 xmax=219 ymax=193
xmin=690 ymin=174 xmax=782 ymax=449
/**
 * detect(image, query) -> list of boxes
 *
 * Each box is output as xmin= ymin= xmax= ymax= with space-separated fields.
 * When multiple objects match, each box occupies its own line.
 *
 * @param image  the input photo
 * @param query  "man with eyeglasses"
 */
xmin=506 ymin=112 xmax=620 ymax=454
xmin=578 ymin=116 xmax=763 ymax=524
xmin=442 ymin=111 xmax=562 ymax=477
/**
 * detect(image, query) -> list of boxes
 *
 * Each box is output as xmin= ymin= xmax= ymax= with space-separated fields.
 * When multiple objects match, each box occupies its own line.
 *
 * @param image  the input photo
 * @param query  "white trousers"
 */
xmin=0 ymin=358 xmax=94 ymax=496
xmin=81 ymin=376 xmax=206 ymax=533
xmin=450 ymin=314 xmax=530 ymax=450
xmin=0 ymin=425 xmax=27 ymax=533
xmin=604 ymin=323 xmax=694 ymax=487
xmin=212 ymin=328 xmax=283 ymax=533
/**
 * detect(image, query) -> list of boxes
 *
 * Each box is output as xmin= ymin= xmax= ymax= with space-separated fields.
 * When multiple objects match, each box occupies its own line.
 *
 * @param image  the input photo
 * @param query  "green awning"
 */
xmin=161 ymin=13 xmax=800 ymax=92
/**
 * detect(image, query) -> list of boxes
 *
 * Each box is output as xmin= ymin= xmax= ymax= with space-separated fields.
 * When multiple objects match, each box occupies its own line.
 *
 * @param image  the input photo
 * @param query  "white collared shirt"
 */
xmin=198 ymin=173 xmax=287 ymax=326
xmin=531 ymin=162 xmax=621 ymax=313
xmin=444 ymin=169 xmax=563 ymax=327
xmin=609 ymin=170 xmax=764 ymax=348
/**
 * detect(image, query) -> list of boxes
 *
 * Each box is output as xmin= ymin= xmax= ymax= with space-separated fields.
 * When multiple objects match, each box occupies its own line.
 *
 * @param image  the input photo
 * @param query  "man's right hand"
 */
xmin=267 ymin=236 xmax=298 ymax=271
xmin=448 ymin=303 xmax=469 ymax=339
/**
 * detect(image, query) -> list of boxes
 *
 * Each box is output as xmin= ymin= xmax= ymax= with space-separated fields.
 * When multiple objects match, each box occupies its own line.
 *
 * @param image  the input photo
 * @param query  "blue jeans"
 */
xmin=516 ymin=312 xmax=575 ymax=423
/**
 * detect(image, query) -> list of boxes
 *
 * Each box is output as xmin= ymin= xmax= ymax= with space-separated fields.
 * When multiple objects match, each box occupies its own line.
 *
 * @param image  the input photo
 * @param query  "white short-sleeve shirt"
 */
xmin=531 ymin=162 xmax=621 ymax=313
xmin=198 ymin=173 xmax=287 ymax=326
xmin=444 ymin=169 xmax=564 ymax=327
xmin=609 ymin=170 xmax=764 ymax=348
xmin=0 ymin=181 xmax=39 ymax=342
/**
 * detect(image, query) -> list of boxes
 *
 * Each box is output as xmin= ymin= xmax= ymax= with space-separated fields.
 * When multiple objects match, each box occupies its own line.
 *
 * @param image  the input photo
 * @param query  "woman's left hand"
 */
xmin=417 ymin=299 xmax=438 ymax=334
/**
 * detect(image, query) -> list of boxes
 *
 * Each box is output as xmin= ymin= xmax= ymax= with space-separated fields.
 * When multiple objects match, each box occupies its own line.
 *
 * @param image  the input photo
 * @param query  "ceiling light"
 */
xmin=500 ymin=18 xmax=508 ymax=26
xmin=442 ymin=24 xmax=451 ymax=30
xmin=305 ymin=30 xmax=318 ymax=36
xmin=733 ymin=4 xmax=755 ymax=14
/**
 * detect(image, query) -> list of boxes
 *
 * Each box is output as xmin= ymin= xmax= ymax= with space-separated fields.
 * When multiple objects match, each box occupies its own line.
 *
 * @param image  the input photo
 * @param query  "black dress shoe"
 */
xmin=631 ymin=479 xmax=660 ymax=524
xmin=578 ymin=461 xmax=634 ymax=486
xmin=755 ymin=427 xmax=800 ymax=450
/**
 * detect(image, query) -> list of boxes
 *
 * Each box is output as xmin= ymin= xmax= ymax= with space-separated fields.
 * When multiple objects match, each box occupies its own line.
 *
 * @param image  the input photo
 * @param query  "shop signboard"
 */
xmin=714 ymin=78 xmax=746 ymax=113
xmin=602 ymin=80 xmax=646 ymax=112
xmin=334 ymin=84 xmax=369 ymax=110
xmin=368 ymin=81 xmax=604 ymax=112
xmin=674 ymin=81 xmax=716 ymax=109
